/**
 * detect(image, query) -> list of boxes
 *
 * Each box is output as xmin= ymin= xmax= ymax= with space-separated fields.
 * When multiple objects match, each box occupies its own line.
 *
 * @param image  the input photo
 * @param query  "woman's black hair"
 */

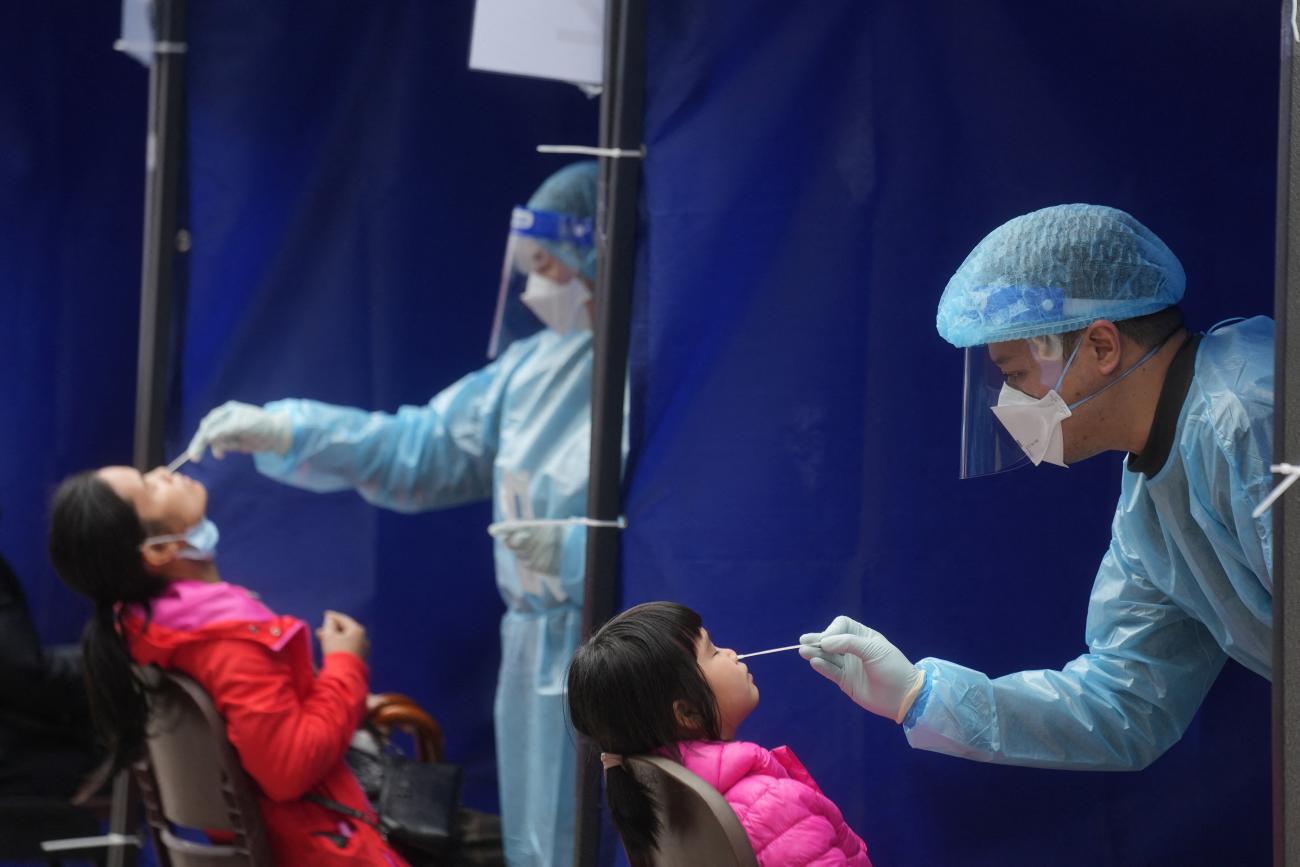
xmin=48 ymin=471 xmax=168 ymax=777
xmin=566 ymin=601 xmax=721 ymax=864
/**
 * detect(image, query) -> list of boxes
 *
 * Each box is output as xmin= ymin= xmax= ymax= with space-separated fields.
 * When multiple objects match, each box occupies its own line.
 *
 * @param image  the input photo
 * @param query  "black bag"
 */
xmin=358 ymin=748 xmax=462 ymax=859
xmin=308 ymin=730 xmax=463 ymax=864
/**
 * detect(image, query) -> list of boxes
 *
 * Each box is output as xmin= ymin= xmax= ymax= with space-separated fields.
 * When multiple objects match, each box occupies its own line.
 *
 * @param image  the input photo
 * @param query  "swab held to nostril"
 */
xmin=737 ymin=643 xmax=820 ymax=660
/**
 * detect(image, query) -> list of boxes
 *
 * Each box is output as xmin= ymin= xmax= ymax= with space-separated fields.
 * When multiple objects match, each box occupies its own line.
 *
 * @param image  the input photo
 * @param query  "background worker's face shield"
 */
xmin=958 ymin=334 xmax=1071 ymax=479
xmin=487 ymin=206 xmax=595 ymax=358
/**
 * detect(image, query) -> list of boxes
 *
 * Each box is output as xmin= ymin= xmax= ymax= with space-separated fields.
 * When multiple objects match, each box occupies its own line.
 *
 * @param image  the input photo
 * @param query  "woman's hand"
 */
xmin=317 ymin=610 xmax=370 ymax=660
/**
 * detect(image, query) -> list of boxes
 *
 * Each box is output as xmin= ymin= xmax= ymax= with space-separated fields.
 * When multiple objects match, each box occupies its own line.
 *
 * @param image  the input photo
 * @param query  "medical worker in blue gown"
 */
xmin=802 ymin=204 xmax=1275 ymax=770
xmin=184 ymin=161 xmax=601 ymax=866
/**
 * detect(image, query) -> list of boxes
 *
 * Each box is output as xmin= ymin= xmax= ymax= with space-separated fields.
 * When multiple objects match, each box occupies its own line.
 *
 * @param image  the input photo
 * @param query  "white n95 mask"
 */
xmin=990 ymin=385 xmax=1071 ymax=467
xmin=521 ymin=273 xmax=592 ymax=335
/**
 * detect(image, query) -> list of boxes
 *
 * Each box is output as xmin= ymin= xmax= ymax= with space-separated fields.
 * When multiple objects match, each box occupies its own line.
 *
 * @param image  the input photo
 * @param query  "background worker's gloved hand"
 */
xmin=186 ymin=400 xmax=293 ymax=461
xmin=799 ymin=615 xmax=926 ymax=723
xmin=488 ymin=524 xmax=563 ymax=576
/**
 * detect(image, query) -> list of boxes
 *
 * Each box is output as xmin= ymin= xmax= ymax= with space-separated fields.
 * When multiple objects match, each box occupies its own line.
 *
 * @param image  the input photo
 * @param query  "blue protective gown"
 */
xmin=254 ymin=329 xmax=594 ymax=866
xmin=906 ymin=316 xmax=1274 ymax=769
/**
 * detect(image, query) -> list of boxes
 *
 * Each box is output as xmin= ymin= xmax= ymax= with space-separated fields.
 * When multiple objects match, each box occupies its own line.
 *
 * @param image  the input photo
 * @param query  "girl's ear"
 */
xmin=673 ymin=699 xmax=701 ymax=732
xmin=140 ymin=541 xmax=178 ymax=572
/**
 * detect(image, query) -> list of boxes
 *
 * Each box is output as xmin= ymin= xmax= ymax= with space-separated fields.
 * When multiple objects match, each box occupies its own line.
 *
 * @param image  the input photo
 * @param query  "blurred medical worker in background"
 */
xmin=185 ymin=161 xmax=600 ymax=867
xmin=803 ymin=204 xmax=1274 ymax=771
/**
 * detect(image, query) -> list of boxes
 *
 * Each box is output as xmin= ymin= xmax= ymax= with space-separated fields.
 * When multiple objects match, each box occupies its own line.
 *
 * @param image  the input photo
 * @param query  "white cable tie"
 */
xmin=1251 ymin=462 xmax=1300 ymax=518
xmin=1293 ymin=0 xmax=1298 ymax=43
xmin=113 ymin=39 xmax=188 ymax=54
xmin=42 ymin=834 xmax=141 ymax=852
xmin=537 ymin=144 xmax=645 ymax=159
xmin=487 ymin=516 xmax=627 ymax=535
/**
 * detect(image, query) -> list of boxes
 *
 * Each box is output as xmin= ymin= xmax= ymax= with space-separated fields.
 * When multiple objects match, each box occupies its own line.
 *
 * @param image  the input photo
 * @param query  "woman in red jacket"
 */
xmin=48 ymin=464 xmax=406 ymax=866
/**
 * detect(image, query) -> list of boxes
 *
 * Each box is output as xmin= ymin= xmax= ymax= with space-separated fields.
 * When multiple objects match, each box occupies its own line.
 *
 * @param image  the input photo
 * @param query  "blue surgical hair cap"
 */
xmin=936 ymin=204 xmax=1186 ymax=348
xmin=526 ymin=160 xmax=599 ymax=281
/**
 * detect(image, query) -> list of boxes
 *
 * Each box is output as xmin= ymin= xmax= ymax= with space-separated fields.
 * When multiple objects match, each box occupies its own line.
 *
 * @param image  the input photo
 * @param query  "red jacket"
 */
xmin=122 ymin=580 xmax=405 ymax=866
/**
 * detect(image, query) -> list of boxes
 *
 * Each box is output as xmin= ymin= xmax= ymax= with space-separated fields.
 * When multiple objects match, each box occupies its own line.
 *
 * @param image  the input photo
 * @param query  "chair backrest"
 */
xmin=131 ymin=666 xmax=273 ymax=867
xmin=623 ymin=755 xmax=759 ymax=867
xmin=367 ymin=692 xmax=445 ymax=762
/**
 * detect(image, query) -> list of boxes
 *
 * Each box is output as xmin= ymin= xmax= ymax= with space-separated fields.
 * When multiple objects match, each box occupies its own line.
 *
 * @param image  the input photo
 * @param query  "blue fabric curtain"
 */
xmin=172 ymin=1 xmax=597 ymax=811
xmin=5 ymin=2 xmax=1281 ymax=861
xmin=0 ymin=3 xmax=145 ymax=644
xmin=625 ymin=1 xmax=1277 ymax=864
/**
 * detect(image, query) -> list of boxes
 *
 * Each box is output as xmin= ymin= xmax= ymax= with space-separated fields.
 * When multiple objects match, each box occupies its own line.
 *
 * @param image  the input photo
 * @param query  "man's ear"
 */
xmin=1084 ymin=320 xmax=1123 ymax=377
xmin=140 ymin=541 xmax=178 ymax=572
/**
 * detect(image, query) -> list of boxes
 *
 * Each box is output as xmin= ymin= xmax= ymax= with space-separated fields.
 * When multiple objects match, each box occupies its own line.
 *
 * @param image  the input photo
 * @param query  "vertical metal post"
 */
xmin=132 ymin=0 xmax=188 ymax=471
xmin=575 ymin=1 xmax=646 ymax=864
xmin=115 ymin=2 xmax=189 ymax=863
xmin=1274 ymin=8 xmax=1300 ymax=866
xmin=106 ymin=770 xmax=141 ymax=867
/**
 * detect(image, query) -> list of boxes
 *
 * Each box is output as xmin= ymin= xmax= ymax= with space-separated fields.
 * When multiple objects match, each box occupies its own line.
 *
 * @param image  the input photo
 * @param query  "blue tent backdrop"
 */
xmin=3 ymin=2 xmax=1280 ymax=865
xmin=624 ymin=1 xmax=1277 ymax=865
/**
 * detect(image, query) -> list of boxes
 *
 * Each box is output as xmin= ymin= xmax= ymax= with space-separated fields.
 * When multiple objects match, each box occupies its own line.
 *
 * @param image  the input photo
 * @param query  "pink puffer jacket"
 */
xmin=677 ymin=740 xmax=872 ymax=866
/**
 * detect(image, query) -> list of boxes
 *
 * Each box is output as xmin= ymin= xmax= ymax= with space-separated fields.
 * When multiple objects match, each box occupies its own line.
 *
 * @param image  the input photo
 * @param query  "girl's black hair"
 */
xmin=566 ymin=601 xmax=721 ymax=864
xmin=48 ymin=471 xmax=168 ymax=777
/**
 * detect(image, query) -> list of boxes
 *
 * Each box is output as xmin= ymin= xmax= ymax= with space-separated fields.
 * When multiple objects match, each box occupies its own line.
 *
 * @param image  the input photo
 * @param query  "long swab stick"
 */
xmin=737 ymin=644 xmax=818 ymax=659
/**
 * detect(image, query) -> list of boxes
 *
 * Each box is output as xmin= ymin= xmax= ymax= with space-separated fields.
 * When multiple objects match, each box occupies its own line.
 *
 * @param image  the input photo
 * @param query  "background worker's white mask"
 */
xmin=990 ymin=385 xmax=1071 ymax=467
xmin=521 ymin=273 xmax=592 ymax=335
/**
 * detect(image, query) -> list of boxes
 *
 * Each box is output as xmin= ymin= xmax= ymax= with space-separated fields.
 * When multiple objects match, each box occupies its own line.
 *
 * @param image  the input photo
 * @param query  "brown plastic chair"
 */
xmin=623 ymin=755 xmax=759 ymax=867
xmin=130 ymin=666 xmax=273 ymax=867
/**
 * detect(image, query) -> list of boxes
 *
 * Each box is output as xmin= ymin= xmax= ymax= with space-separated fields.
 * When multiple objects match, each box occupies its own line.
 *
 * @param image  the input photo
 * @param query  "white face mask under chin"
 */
xmin=990 ymin=384 xmax=1071 ymax=468
xmin=521 ymin=273 xmax=592 ymax=335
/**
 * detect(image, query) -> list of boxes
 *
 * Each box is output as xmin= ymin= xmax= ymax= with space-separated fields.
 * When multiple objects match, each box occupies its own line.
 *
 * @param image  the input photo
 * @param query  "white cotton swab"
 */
xmin=737 ymin=643 xmax=818 ymax=660
xmin=165 ymin=453 xmax=190 ymax=473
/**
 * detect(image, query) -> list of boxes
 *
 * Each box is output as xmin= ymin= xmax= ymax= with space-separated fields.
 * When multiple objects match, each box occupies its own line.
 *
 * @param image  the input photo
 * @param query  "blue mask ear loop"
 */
xmin=1050 ymin=337 xmax=1087 ymax=395
xmin=1058 ymin=326 xmax=1183 ymax=412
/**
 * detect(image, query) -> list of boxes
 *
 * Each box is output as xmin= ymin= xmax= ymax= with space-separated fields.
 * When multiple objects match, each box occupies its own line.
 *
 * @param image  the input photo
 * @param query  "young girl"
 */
xmin=48 ymin=465 xmax=406 ymax=866
xmin=567 ymin=601 xmax=872 ymax=866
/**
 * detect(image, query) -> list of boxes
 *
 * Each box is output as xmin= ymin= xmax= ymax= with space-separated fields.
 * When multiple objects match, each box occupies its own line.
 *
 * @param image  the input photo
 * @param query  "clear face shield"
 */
xmin=959 ymin=334 xmax=1073 ymax=479
xmin=487 ymin=206 xmax=595 ymax=358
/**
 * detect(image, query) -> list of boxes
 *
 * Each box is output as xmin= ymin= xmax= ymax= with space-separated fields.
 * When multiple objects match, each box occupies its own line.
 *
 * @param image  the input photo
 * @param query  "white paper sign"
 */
xmin=469 ymin=0 xmax=604 ymax=86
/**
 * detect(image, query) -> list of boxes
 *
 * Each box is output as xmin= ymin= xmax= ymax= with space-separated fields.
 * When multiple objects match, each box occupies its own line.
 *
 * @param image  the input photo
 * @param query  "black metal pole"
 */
xmin=132 ymin=0 xmax=188 ymax=471
xmin=1273 ymin=9 xmax=1299 ymax=867
xmin=113 ymin=6 xmax=188 ymax=863
xmin=575 ymin=1 xmax=646 ymax=864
